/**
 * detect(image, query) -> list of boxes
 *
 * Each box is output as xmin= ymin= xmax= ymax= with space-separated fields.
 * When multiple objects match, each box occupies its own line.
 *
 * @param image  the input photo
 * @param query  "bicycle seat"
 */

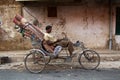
xmin=73 ymin=40 xmax=80 ymax=47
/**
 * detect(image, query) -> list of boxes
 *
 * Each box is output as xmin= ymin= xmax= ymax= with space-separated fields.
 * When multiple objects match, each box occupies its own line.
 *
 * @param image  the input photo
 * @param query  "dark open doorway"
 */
xmin=116 ymin=7 xmax=120 ymax=35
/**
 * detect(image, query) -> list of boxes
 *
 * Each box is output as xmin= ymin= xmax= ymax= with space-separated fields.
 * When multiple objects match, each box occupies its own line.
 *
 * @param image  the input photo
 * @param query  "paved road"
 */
xmin=0 ymin=69 xmax=120 ymax=80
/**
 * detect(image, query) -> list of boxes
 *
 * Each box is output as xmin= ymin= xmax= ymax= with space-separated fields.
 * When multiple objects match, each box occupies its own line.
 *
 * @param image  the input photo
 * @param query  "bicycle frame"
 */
xmin=30 ymin=39 xmax=89 ymax=58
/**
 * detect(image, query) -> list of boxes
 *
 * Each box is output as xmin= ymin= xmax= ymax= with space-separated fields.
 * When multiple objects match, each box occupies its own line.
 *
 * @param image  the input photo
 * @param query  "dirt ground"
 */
xmin=0 ymin=60 xmax=120 ymax=73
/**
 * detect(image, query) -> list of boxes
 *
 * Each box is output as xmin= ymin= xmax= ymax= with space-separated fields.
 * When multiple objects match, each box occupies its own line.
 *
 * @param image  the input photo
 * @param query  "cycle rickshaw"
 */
xmin=13 ymin=15 xmax=100 ymax=74
xmin=24 ymin=39 xmax=100 ymax=73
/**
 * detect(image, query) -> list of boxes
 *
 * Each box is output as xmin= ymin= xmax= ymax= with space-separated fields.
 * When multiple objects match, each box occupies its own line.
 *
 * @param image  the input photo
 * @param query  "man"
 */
xmin=43 ymin=25 xmax=62 ymax=57
xmin=43 ymin=25 xmax=74 ymax=58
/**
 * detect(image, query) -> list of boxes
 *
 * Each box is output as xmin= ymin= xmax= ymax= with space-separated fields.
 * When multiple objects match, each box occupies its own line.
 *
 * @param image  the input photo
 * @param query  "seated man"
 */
xmin=43 ymin=25 xmax=74 ymax=58
xmin=43 ymin=25 xmax=62 ymax=57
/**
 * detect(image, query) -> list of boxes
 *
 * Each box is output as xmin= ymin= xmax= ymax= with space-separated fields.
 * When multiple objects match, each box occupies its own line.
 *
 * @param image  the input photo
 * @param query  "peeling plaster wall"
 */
xmin=58 ymin=6 xmax=109 ymax=49
xmin=0 ymin=1 xmax=32 ymax=50
xmin=0 ymin=0 xmax=110 ymax=50
xmin=112 ymin=3 xmax=120 ymax=50
xmin=23 ymin=1 xmax=109 ymax=49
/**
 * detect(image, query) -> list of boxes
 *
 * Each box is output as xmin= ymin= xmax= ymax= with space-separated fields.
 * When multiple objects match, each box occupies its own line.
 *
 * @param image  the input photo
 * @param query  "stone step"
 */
xmin=1 ymin=53 xmax=120 ymax=63
xmin=0 ymin=50 xmax=120 ymax=63
xmin=0 ymin=61 xmax=120 ymax=70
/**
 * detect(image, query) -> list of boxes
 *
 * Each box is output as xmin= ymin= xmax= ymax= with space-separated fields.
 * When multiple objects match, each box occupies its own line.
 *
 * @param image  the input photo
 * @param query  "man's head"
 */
xmin=33 ymin=19 xmax=39 ymax=26
xmin=45 ymin=25 xmax=52 ymax=33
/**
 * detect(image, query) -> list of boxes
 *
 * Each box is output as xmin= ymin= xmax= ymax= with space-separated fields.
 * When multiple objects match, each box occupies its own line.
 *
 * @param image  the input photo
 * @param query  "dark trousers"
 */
xmin=56 ymin=40 xmax=74 ymax=56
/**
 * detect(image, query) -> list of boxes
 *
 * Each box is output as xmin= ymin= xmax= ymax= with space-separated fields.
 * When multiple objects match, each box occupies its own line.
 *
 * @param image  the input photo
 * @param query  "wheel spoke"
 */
xmin=24 ymin=51 xmax=46 ymax=73
xmin=78 ymin=50 xmax=100 ymax=70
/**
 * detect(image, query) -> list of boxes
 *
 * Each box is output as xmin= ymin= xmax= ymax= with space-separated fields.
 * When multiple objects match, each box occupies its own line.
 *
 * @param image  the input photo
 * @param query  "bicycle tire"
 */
xmin=78 ymin=50 xmax=100 ymax=70
xmin=45 ymin=56 xmax=51 ymax=65
xmin=24 ymin=51 xmax=46 ymax=73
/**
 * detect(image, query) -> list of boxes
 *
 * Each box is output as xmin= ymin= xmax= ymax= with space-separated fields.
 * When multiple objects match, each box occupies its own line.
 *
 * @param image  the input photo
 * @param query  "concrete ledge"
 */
xmin=0 ymin=50 xmax=120 ymax=63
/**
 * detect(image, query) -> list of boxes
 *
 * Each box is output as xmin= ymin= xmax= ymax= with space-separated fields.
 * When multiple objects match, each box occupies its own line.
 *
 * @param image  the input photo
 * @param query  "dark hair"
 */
xmin=46 ymin=25 xmax=52 ymax=30
xmin=33 ymin=19 xmax=39 ymax=26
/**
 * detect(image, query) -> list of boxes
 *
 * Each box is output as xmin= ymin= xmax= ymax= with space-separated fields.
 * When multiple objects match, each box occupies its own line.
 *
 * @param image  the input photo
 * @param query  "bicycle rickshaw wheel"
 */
xmin=24 ymin=51 xmax=46 ymax=73
xmin=78 ymin=50 xmax=100 ymax=70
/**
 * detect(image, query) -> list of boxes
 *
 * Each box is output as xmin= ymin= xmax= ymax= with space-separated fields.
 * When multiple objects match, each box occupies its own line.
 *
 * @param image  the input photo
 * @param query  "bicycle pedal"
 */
xmin=51 ymin=55 xmax=58 ymax=59
xmin=71 ymin=53 xmax=77 ymax=58
xmin=64 ymin=57 xmax=72 ymax=62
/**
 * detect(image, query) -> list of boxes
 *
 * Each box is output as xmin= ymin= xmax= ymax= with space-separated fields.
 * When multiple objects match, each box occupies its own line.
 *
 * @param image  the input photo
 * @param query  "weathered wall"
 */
xmin=112 ymin=3 xmax=120 ymax=50
xmin=23 ymin=1 xmax=109 ymax=49
xmin=0 ymin=0 xmax=111 ymax=50
xmin=0 ymin=1 xmax=32 ymax=50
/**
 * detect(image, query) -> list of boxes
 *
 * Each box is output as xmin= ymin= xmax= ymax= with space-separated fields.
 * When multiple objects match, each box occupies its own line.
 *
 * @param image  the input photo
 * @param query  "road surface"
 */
xmin=0 ymin=68 xmax=120 ymax=80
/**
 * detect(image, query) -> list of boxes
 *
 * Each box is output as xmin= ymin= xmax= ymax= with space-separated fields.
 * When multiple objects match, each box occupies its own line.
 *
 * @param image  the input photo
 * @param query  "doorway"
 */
xmin=116 ymin=7 xmax=120 ymax=35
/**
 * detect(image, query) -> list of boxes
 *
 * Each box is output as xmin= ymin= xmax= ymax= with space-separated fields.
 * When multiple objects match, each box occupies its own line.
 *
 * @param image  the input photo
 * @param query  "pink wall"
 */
xmin=22 ymin=2 xmax=110 ymax=49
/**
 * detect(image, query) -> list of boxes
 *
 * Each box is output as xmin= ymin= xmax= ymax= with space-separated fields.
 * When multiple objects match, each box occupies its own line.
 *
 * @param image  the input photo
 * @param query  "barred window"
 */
xmin=47 ymin=6 xmax=57 ymax=17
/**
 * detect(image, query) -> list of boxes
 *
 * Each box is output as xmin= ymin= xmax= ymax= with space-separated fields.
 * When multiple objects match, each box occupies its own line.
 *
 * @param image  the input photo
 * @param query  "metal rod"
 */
xmin=109 ymin=0 xmax=113 ymax=50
